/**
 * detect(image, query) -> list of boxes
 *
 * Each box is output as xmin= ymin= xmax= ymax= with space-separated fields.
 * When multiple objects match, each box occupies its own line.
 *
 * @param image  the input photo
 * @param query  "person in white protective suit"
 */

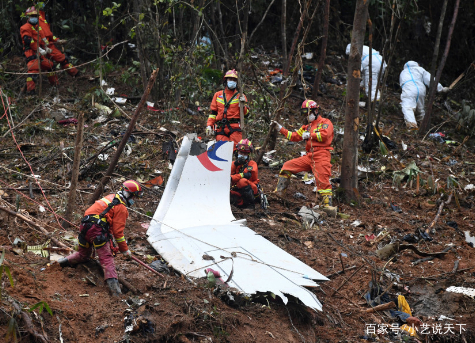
xmin=399 ymin=61 xmax=449 ymax=129
xmin=346 ymin=43 xmax=386 ymax=102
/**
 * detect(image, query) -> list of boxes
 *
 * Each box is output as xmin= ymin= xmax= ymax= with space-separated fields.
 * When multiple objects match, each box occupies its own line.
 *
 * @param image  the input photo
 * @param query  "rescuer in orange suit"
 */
xmin=36 ymin=7 xmax=78 ymax=77
xmin=230 ymin=139 xmax=259 ymax=208
xmin=21 ymin=7 xmax=78 ymax=94
xmin=58 ymin=180 xmax=143 ymax=296
xmin=20 ymin=7 xmax=58 ymax=95
xmin=206 ymin=69 xmax=249 ymax=145
xmin=272 ymin=100 xmax=334 ymax=206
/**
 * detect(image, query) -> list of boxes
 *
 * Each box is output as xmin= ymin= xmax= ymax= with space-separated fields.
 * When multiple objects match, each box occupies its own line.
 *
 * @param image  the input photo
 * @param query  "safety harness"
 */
xmin=78 ymin=195 xmax=123 ymax=251
xmin=215 ymin=90 xmax=241 ymax=137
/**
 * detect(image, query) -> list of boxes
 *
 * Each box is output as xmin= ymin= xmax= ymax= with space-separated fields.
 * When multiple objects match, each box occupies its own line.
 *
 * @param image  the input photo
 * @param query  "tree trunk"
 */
xmin=89 ymin=69 xmax=159 ymax=204
xmin=365 ymin=15 xmax=373 ymax=144
xmin=312 ymin=0 xmax=330 ymax=99
xmin=62 ymin=113 xmax=84 ymax=228
xmin=420 ymin=0 xmax=459 ymax=133
xmin=133 ymin=0 xmax=148 ymax=91
xmin=340 ymin=0 xmax=369 ymax=201
xmin=281 ymin=0 xmax=288 ymax=71
xmin=216 ymin=0 xmax=228 ymax=68
xmin=237 ymin=0 xmax=250 ymax=139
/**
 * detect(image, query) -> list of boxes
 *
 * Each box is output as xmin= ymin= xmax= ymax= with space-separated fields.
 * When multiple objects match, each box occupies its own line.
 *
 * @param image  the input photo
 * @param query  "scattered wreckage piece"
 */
xmin=147 ymin=134 xmax=328 ymax=311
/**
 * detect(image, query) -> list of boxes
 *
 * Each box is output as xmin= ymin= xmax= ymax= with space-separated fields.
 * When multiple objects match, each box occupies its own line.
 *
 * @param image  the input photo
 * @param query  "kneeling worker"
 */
xmin=272 ymin=100 xmax=334 ymax=206
xmin=58 ymin=180 xmax=143 ymax=296
xmin=230 ymin=139 xmax=259 ymax=208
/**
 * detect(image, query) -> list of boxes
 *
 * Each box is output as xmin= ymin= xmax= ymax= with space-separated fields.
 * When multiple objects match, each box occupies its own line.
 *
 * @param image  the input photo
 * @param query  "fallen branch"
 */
xmin=411 ymin=246 xmax=453 ymax=265
xmin=331 ymin=265 xmax=364 ymax=297
xmin=364 ymin=301 xmax=396 ymax=313
xmin=11 ymin=301 xmax=48 ymax=343
xmin=90 ymin=68 xmax=159 ymax=203
xmin=325 ymin=265 xmax=357 ymax=279
xmin=425 ymin=192 xmax=453 ymax=234
xmin=0 ymin=205 xmax=69 ymax=249
xmin=130 ymin=255 xmax=165 ymax=278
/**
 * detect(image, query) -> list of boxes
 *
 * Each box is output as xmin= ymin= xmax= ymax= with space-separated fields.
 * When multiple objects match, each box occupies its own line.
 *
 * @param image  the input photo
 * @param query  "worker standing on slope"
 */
xmin=399 ymin=61 xmax=449 ymax=130
xmin=272 ymin=100 xmax=334 ymax=206
xmin=58 ymin=180 xmax=143 ymax=296
xmin=230 ymin=139 xmax=259 ymax=208
xmin=206 ymin=70 xmax=249 ymax=145
xmin=346 ymin=43 xmax=386 ymax=103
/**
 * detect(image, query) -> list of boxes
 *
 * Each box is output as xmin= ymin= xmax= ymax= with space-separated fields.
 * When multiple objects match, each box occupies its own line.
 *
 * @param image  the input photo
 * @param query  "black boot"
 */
xmin=58 ymin=257 xmax=70 ymax=268
xmin=106 ymin=278 xmax=122 ymax=296
xmin=240 ymin=185 xmax=256 ymax=209
xmin=230 ymin=192 xmax=239 ymax=206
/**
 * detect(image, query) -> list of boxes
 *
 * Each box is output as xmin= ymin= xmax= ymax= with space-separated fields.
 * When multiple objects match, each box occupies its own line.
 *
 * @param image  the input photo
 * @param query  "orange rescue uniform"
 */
xmin=38 ymin=12 xmax=78 ymax=76
xmin=85 ymin=194 xmax=129 ymax=252
xmin=20 ymin=21 xmax=58 ymax=92
xmin=208 ymin=89 xmax=249 ymax=144
xmin=279 ymin=116 xmax=334 ymax=196
xmin=230 ymin=160 xmax=259 ymax=206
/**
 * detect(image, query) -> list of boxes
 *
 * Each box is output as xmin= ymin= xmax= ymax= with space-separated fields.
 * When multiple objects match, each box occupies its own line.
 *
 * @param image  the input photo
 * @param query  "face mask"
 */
xmin=29 ymin=17 xmax=39 ymax=25
xmin=227 ymin=80 xmax=237 ymax=89
xmin=308 ymin=113 xmax=316 ymax=123
xmin=237 ymin=154 xmax=248 ymax=164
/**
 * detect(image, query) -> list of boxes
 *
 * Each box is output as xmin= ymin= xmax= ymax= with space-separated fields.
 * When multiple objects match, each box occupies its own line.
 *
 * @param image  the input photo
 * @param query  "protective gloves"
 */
xmin=241 ymin=172 xmax=251 ymax=179
xmin=38 ymin=47 xmax=47 ymax=56
xmin=45 ymin=47 xmax=52 ymax=54
xmin=302 ymin=131 xmax=311 ymax=140
xmin=56 ymin=39 xmax=67 ymax=44
xmin=122 ymin=250 xmax=132 ymax=259
xmin=239 ymin=95 xmax=246 ymax=102
xmin=206 ymin=126 xmax=215 ymax=136
xmin=272 ymin=120 xmax=282 ymax=131
xmin=441 ymin=87 xmax=450 ymax=93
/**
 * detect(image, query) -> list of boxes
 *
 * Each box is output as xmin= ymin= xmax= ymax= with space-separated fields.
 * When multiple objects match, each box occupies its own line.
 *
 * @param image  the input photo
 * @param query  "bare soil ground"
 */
xmin=0 ymin=57 xmax=474 ymax=342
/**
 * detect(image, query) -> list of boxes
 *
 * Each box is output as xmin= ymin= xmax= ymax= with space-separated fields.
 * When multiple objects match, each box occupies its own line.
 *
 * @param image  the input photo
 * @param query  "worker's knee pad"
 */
xmin=78 ymin=233 xmax=90 ymax=249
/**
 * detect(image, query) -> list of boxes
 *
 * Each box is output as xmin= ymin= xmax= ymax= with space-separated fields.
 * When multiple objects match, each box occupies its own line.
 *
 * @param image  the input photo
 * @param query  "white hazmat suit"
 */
xmin=399 ymin=61 xmax=448 ymax=129
xmin=346 ymin=43 xmax=386 ymax=102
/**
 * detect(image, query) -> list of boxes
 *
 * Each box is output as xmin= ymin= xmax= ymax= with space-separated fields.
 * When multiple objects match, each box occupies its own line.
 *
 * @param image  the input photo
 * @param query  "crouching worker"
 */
xmin=58 ymin=180 xmax=143 ymax=296
xmin=230 ymin=139 xmax=259 ymax=208
xmin=272 ymin=100 xmax=334 ymax=206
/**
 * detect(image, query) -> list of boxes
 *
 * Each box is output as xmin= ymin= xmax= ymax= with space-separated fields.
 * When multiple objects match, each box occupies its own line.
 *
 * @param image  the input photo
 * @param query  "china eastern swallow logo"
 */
xmin=197 ymin=141 xmax=228 ymax=171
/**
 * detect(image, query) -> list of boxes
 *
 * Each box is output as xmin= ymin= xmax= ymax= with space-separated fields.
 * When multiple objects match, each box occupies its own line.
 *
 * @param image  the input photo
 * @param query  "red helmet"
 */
xmin=223 ymin=69 xmax=238 ymax=80
xmin=301 ymin=99 xmax=319 ymax=115
xmin=122 ymin=180 xmax=143 ymax=197
xmin=236 ymin=139 xmax=253 ymax=153
xmin=25 ymin=6 xmax=38 ymax=15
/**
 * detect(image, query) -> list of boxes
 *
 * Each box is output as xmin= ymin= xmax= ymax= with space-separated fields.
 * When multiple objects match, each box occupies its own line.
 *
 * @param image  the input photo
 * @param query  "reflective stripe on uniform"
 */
xmin=115 ymin=236 xmax=126 ymax=243
xmin=316 ymin=131 xmax=322 ymax=142
xmin=318 ymin=189 xmax=332 ymax=195
xmin=296 ymin=128 xmax=304 ymax=137
xmin=208 ymin=114 xmax=216 ymax=119
xmin=239 ymin=173 xmax=244 ymax=178
xmin=286 ymin=131 xmax=292 ymax=140
xmin=27 ymin=77 xmax=33 ymax=82
xmin=216 ymin=98 xmax=225 ymax=104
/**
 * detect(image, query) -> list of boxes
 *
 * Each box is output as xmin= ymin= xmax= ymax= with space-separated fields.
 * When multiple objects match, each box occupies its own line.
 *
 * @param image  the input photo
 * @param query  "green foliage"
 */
xmin=0 ymin=249 xmax=14 ymax=299
xmin=5 ymin=316 xmax=18 ymax=343
xmin=28 ymin=301 xmax=53 ymax=316
xmin=454 ymin=101 xmax=475 ymax=136
xmin=103 ymin=3 xmax=121 ymax=17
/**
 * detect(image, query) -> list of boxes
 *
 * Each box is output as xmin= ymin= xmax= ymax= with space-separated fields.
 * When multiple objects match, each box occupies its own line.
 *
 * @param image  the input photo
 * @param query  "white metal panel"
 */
xmin=147 ymin=135 xmax=328 ymax=311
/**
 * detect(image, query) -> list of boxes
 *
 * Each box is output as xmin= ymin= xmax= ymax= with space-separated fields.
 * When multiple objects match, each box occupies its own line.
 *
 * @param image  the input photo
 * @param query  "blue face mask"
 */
xmin=227 ymin=80 xmax=237 ymax=89
xmin=29 ymin=17 xmax=39 ymax=25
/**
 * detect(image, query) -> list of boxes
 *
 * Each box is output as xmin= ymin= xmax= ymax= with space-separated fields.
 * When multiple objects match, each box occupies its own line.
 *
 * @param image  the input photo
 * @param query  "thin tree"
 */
xmin=420 ymin=0 xmax=460 ymax=133
xmin=312 ymin=0 xmax=330 ymax=99
xmin=237 ymin=0 xmax=250 ymax=138
xmin=340 ymin=0 xmax=369 ymax=201
xmin=419 ymin=0 xmax=448 ymax=133
xmin=281 ymin=0 xmax=288 ymax=71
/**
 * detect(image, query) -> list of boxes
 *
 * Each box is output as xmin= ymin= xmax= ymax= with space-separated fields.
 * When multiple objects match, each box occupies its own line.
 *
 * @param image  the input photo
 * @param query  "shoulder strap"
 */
xmin=99 ymin=195 xmax=123 ymax=218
